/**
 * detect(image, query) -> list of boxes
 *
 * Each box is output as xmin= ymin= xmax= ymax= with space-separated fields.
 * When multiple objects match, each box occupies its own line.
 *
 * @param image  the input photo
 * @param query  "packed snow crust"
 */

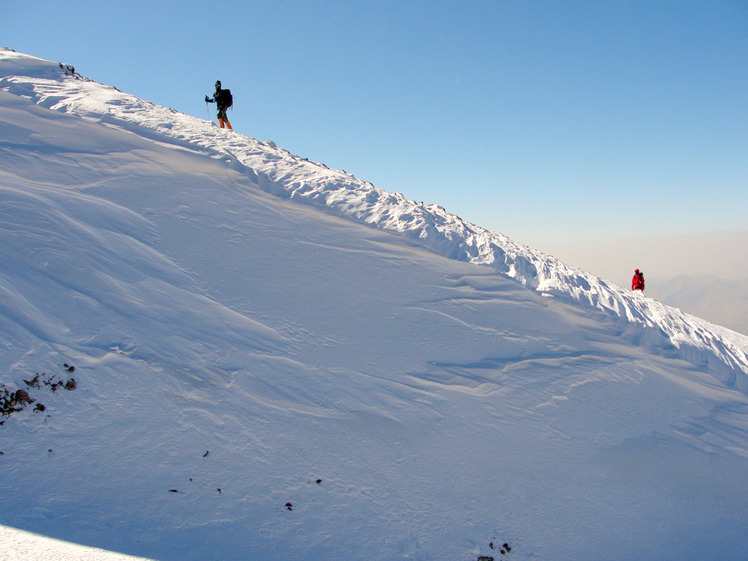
xmin=2 ymin=48 xmax=748 ymax=561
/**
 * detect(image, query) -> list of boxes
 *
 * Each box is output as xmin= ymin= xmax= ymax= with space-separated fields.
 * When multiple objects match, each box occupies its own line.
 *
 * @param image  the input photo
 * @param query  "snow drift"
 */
xmin=2 ymin=48 xmax=748 ymax=561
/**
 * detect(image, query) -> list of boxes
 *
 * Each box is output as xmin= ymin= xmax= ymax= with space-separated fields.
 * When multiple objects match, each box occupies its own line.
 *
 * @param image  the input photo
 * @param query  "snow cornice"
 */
xmin=2 ymin=47 xmax=747 ymax=384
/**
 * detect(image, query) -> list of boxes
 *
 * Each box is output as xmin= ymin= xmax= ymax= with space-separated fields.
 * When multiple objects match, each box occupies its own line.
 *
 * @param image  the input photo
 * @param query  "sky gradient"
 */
xmin=3 ymin=0 xmax=747 ymax=280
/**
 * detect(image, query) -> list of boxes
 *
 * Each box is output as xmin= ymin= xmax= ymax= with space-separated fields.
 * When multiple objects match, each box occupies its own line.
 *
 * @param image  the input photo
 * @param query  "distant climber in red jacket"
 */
xmin=631 ymin=269 xmax=645 ymax=291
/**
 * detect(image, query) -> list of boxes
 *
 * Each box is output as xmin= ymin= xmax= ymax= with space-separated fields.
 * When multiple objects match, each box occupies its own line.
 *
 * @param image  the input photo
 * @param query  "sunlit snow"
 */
xmin=2 ymin=48 xmax=747 ymax=561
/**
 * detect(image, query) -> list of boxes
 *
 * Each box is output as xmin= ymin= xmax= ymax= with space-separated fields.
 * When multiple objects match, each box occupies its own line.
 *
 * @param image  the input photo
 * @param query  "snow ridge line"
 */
xmin=2 ymin=48 xmax=747 ymax=384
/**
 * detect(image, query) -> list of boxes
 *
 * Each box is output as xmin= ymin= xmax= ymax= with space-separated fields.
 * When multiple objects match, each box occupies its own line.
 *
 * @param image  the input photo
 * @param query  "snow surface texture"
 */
xmin=0 ymin=525 xmax=153 ymax=561
xmin=1 ymin=48 xmax=748 ymax=561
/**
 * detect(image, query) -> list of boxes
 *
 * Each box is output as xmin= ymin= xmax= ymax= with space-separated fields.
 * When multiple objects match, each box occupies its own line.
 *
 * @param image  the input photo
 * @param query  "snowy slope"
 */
xmin=0 ymin=525 xmax=153 ymax=561
xmin=2 ymin=49 xmax=747 ymax=382
xmin=2 ymin=48 xmax=748 ymax=561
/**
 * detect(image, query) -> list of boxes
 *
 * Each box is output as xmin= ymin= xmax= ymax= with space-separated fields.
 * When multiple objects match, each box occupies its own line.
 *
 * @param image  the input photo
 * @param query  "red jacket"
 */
xmin=631 ymin=270 xmax=645 ymax=291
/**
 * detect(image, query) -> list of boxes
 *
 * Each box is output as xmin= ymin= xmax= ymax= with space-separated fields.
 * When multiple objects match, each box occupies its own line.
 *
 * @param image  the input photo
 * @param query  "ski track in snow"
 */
xmin=2 ymin=48 xmax=748 ymax=561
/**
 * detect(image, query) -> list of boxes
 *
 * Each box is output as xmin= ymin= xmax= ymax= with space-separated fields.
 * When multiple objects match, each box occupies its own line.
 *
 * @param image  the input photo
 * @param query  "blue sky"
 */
xmin=3 ymin=0 xmax=747 ymax=279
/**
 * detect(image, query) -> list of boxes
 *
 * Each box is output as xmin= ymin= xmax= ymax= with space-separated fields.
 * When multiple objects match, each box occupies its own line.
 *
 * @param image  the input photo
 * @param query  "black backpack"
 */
xmin=217 ymin=88 xmax=233 ymax=108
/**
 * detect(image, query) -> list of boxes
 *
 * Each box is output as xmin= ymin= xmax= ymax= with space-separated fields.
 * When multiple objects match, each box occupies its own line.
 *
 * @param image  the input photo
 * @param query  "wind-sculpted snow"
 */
xmin=2 ymin=46 xmax=747 ymax=384
xmin=4 ymin=48 xmax=748 ymax=561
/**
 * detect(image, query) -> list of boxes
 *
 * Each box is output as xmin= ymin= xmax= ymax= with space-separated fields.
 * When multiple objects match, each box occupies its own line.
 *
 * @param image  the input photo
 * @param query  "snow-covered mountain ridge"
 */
xmin=2 ymin=48 xmax=745 ymax=384
xmin=3 ymin=48 xmax=748 ymax=561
